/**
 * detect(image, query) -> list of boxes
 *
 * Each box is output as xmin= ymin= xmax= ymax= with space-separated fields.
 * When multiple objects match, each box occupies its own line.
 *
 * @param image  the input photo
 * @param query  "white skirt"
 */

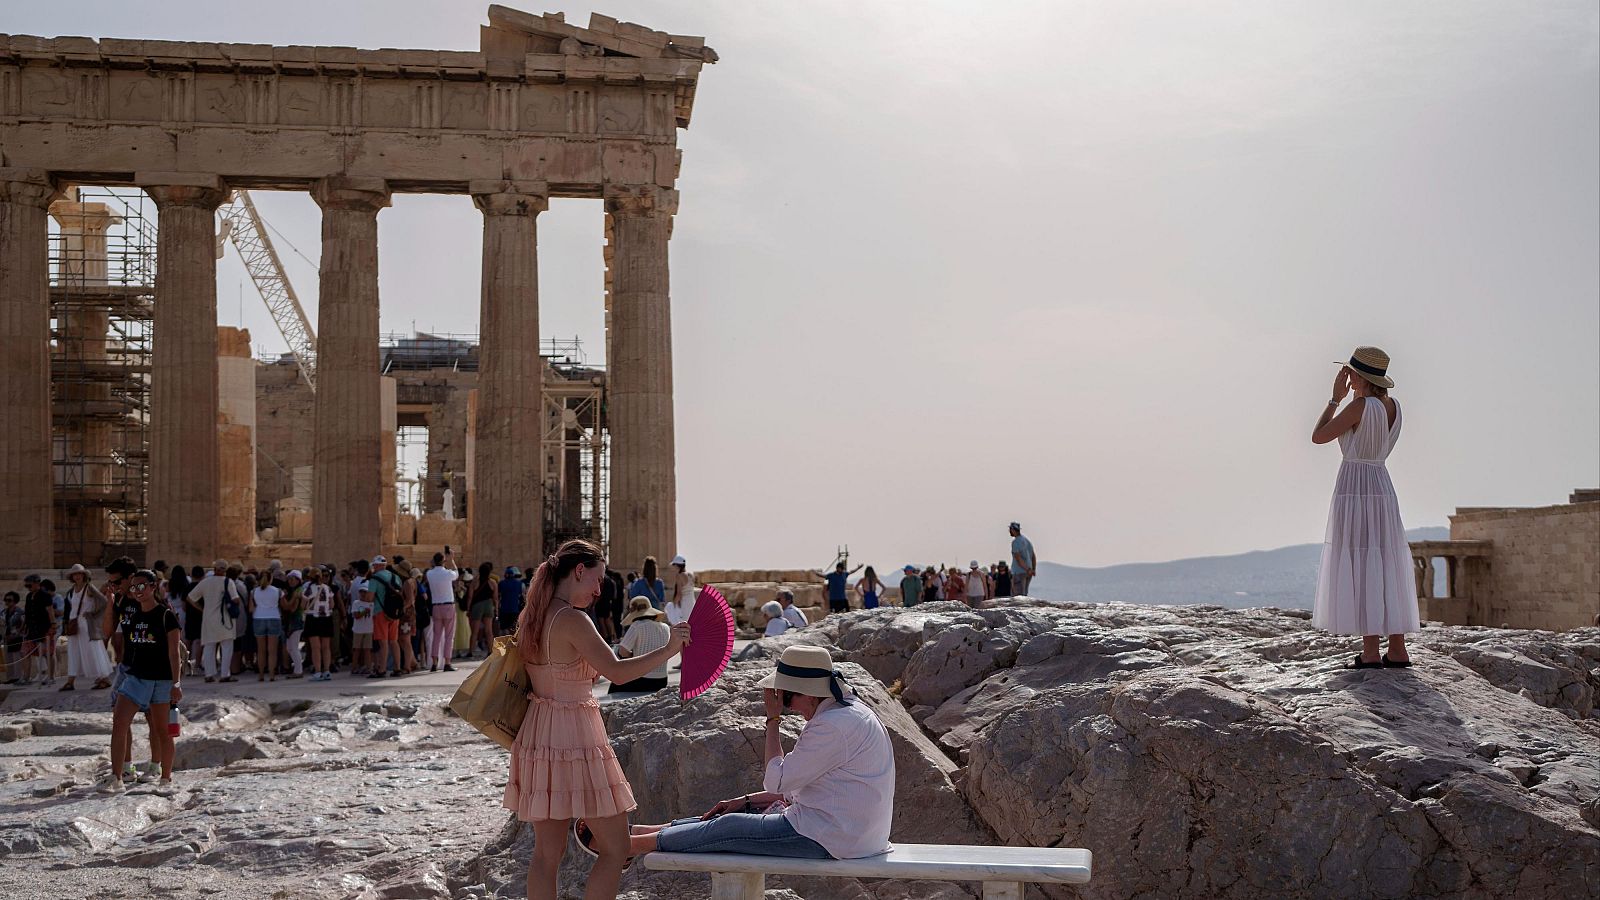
xmin=67 ymin=627 xmax=114 ymax=680
xmin=1312 ymin=462 xmax=1420 ymax=636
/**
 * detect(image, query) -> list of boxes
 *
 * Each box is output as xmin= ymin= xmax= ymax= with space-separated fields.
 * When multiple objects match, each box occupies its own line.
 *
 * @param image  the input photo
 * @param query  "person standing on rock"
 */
xmin=1311 ymin=347 xmax=1418 ymax=669
xmin=820 ymin=560 xmax=861 ymax=615
xmin=993 ymin=561 xmax=1013 ymax=598
xmin=103 ymin=569 xmax=181 ymax=794
xmin=1009 ymin=522 xmax=1037 ymax=596
xmin=605 ymin=645 xmax=895 ymax=863
xmin=667 ymin=554 xmax=697 ymax=623
xmin=965 ymin=561 xmax=990 ymax=606
xmin=503 ymin=538 xmax=689 ymax=900
xmin=899 ymin=565 xmax=923 ymax=608
xmin=856 ymin=566 xmax=885 ymax=610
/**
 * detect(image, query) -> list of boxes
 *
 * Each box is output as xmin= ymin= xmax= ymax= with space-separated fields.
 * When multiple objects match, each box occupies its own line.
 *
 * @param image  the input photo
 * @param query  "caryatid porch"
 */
xmin=0 ymin=7 xmax=715 ymax=571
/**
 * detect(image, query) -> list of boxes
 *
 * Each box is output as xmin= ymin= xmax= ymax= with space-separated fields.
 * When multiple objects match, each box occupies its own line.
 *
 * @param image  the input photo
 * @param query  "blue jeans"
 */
xmin=656 ymin=813 xmax=831 ymax=859
xmin=116 ymin=673 xmax=173 ymax=709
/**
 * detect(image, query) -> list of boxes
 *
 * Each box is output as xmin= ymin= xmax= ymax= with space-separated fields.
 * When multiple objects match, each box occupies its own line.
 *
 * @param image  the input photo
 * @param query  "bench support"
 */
xmin=983 ymin=881 xmax=1024 ymax=900
xmin=710 ymin=871 xmax=764 ymax=900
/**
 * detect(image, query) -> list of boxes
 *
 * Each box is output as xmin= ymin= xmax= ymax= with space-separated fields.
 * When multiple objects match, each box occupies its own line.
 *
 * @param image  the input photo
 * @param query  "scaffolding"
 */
xmin=48 ymin=187 xmax=157 ymax=566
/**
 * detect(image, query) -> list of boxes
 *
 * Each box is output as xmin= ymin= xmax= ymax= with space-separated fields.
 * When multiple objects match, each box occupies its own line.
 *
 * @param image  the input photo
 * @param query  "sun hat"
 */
xmin=621 ymin=596 xmax=665 ymax=625
xmin=287 ymin=570 xmax=302 ymax=580
xmin=65 ymin=563 xmax=89 ymax=578
xmin=1338 ymin=346 xmax=1395 ymax=389
xmin=757 ymin=645 xmax=855 ymax=704
xmin=970 ymin=560 xmax=980 ymax=569
xmin=670 ymin=554 xmax=687 ymax=568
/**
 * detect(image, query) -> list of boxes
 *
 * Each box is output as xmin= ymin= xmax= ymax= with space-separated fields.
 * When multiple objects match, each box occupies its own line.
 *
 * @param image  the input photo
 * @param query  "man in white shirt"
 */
xmin=614 ymin=645 xmax=895 ymax=860
xmin=777 ymin=590 xmax=808 ymax=631
xmin=423 ymin=550 xmax=459 ymax=673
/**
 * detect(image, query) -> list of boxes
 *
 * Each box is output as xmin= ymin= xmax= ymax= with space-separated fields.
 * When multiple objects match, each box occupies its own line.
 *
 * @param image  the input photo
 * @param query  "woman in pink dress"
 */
xmin=503 ymin=538 xmax=688 ymax=900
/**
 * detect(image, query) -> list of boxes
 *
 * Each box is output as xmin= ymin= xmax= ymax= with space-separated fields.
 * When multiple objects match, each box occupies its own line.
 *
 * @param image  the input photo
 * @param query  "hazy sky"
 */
xmin=20 ymin=1 xmax=1599 ymax=569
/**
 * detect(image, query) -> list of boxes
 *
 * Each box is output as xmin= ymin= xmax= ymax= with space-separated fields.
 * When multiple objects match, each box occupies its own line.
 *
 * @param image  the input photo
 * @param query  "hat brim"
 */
xmin=755 ymin=668 xmax=833 ymax=698
xmin=622 ymin=609 xmax=664 ymax=625
xmin=1335 ymin=361 xmax=1394 ymax=389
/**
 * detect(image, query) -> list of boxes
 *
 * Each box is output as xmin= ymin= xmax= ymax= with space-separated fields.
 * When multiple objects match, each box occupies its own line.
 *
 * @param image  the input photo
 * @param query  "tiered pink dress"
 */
xmin=503 ymin=608 xmax=637 ymax=821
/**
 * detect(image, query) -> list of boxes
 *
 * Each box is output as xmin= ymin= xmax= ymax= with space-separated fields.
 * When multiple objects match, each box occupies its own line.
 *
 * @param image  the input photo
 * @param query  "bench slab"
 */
xmin=642 ymin=842 xmax=1093 ymax=885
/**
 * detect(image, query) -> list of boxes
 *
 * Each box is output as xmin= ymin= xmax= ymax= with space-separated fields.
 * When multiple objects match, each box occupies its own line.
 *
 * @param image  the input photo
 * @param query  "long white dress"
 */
xmin=1312 ymin=396 xmax=1420 ymax=636
xmin=65 ymin=587 xmax=113 ymax=680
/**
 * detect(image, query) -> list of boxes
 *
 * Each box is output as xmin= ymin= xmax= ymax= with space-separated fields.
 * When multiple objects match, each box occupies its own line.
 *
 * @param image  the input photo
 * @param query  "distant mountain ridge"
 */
xmin=1030 ymin=526 xmax=1449 ymax=609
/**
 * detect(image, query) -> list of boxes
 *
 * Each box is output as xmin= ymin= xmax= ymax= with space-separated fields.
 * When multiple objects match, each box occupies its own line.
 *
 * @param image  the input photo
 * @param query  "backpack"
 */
xmin=372 ymin=570 xmax=404 ymax=619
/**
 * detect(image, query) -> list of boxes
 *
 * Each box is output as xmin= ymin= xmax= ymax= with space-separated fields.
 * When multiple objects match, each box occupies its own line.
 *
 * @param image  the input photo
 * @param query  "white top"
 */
xmin=302 ymin=583 xmax=333 ymax=618
xmin=349 ymin=589 xmax=374 ymax=634
xmin=764 ymin=617 xmax=791 ymax=637
xmin=252 ymin=585 xmax=283 ymax=620
xmin=664 ymin=586 xmax=696 ymax=626
xmin=763 ymin=698 xmax=896 ymax=859
xmin=781 ymin=604 xmax=808 ymax=631
xmin=965 ymin=572 xmax=986 ymax=598
xmin=425 ymin=565 xmax=459 ymax=605
xmin=619 ymin=619 xmax=671 ymax=679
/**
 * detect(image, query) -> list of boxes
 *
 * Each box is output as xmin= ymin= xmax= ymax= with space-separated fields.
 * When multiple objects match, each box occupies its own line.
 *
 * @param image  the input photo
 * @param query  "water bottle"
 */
xmin=168 ymin=703 xmax=181 ymax=738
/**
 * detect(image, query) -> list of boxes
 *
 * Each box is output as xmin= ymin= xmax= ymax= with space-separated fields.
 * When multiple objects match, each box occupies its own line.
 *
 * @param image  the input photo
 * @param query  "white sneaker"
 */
xmin=135 ymin=764 xmax=159 ymax=784
xmin=154 ymin=777 xmax=176 ymax=796
xmin=97 ymin=775 xmax=126 ymax=794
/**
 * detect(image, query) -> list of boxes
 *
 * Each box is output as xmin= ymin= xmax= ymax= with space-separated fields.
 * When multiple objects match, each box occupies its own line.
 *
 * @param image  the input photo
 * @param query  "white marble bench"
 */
xmin=642 ymin=842 xmax=1093 ymax=899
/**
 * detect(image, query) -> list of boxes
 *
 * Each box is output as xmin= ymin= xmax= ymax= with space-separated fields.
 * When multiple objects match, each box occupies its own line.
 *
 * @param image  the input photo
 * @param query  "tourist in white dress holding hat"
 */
xmin=1311 ymin=346 xmax=1418 ymax=669
xmin=60 ymin=564 xmax=113 ymax=690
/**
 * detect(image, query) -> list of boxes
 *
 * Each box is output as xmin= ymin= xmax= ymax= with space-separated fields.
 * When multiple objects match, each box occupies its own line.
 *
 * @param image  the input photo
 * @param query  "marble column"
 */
xmin=311 ymin=177 xmax=390 ymax=568
xmin=471 ymin=181 xmax=548 ymax=563
xmin=0 ymin=168 xmax=59 ymax=569
xmin=603 ymin=185 xmax=678 ymax=572
xmin=144 ymin=177 xmax=228 ymax=567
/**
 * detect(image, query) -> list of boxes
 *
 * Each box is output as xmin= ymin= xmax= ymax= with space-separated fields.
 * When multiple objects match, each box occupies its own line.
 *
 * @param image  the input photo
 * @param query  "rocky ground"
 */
xmin=2 ymin=600 xmax=1597 ymax=899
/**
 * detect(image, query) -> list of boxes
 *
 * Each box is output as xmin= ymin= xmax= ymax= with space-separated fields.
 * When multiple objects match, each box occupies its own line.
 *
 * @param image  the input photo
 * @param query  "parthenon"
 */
xmin=0 ymin=6 xmax=715 ymax=573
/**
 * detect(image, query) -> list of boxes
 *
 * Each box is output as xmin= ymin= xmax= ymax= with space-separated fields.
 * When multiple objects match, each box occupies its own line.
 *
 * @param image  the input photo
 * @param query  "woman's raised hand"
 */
xmin=1331 ymin=366 xmax=1352 ymax=402
xmin=668 ymin=622 xmax=691 ymax=650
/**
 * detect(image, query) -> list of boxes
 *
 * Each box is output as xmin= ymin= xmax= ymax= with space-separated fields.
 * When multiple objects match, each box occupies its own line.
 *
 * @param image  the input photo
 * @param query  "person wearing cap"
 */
xmin=497 ymin=566 xmax=525 ymax=637
xmin=1311 ymin=346 xmax=1417 ymax=669
xmin=281 ymin=570 xmax=307 ymax=679
xmin=365 ymin=556 xmax=404 ymax=678
xmin=898 ymin=565 xmax=923 ymax=609
xmin=59 ymin=564 xmax=113 ymax=691
xmin=610 ymin=597 xmax=672 ymax=693
xmin=1008 ymin=522 xmax=1037 ymax=596
xmin=964 ymin=561 xmax=990 ymax=607
xmin=777 ymin=590 xmax=809 ymax=630
xmin=616 ymin=645 xmax=895 ymax=861
xmin=666 ymin=555 xmax=696 ymax=625
xmin=993 ymin=560 xmax=1013 ymax=598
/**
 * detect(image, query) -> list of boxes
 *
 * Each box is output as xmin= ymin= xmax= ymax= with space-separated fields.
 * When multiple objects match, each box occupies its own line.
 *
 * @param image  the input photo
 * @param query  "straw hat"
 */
xmin=1341 ymin=346 xmax=1395 ymax=389
xmin=65 ymin=563 xmax=89 ymax=578
xmin=757 ymin=645 xmax=854 ymax=703
xmin=622 ymin=596 xmax=665 ymax=625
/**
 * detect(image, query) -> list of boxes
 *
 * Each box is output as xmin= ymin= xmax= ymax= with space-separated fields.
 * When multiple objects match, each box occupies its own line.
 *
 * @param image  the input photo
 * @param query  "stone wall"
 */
xmin=1452 ymin=498 xmax=1600 ymax=630
xmin=254 ymin=360 xmax=315 ymax=529
xmin=216 ymin=327 xmax=257 ymax=554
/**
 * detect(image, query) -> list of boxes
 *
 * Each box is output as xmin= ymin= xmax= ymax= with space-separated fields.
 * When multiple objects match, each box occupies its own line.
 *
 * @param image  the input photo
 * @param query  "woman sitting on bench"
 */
xmin=581 ymin=645 xmax=896 ymax=861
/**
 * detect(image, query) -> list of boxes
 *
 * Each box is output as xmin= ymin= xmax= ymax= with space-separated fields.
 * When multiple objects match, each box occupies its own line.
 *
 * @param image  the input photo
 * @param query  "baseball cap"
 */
xmin=287 ymin=570 xmax=302 ymax=580
xmin=903 ymin=564 xmax=917 ymax=573
xmin=1008 ymin=521 xmax=1021 ymax=530
xmin=670 ymin=555 xmax=687 ymax=567
xmin=371 ymin=555 xmax=388 ymax=565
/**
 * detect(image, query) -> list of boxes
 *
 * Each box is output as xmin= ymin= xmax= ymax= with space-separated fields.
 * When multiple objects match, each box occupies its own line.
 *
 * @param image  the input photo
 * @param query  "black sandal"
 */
xmin=1346 ymin=655 xmax=1383 ymax=670
xmin=1381 ymin=654 xmax=1413 ymax=668
xmin=572 ymin=819 xmax=598 ymax=859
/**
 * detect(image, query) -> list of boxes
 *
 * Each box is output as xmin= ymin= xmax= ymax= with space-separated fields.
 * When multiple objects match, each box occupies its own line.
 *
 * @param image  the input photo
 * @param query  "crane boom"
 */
xmin=217 ymin=190 xmax=317 ymax=390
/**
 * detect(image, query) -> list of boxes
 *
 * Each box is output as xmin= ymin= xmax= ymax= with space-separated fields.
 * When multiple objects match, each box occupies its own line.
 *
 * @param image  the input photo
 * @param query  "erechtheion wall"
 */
xmin=0 ymin=7 xmax=715 ymax=573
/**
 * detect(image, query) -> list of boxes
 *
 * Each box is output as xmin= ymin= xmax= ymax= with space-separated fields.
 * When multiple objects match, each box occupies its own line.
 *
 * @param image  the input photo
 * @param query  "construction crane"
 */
xmin=216 ymin=190 xmax=318 ymax=390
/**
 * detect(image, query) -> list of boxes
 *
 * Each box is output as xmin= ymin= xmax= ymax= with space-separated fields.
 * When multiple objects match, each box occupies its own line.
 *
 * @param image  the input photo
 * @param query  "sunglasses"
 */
xmin=130 ymin=582 xmax=154 ymax=592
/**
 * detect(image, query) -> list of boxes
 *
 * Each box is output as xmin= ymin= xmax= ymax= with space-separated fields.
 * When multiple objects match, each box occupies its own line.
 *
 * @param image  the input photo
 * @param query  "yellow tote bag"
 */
xmin=449 ymin=635 xmax=531 ymax=750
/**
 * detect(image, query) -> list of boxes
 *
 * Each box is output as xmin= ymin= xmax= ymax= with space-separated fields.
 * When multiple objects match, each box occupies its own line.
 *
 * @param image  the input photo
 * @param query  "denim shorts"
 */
xmin=253 ymin=617 xmax=284 ymax=638
xmin=655 ymin=813 xmax=832 ymax=859
xmin=116 ymin=673 xmax=173 ymax=709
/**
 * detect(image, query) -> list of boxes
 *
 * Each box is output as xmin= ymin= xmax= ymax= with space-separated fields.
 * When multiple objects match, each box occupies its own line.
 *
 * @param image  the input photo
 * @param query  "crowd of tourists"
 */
xmin=755 ymin=522 xmax=1041 ymax=636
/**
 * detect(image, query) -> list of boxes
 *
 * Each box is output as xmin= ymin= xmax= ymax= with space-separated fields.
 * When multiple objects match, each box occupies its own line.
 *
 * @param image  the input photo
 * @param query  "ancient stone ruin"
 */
xmin=0 ymin=6 xmax=716 ymax=574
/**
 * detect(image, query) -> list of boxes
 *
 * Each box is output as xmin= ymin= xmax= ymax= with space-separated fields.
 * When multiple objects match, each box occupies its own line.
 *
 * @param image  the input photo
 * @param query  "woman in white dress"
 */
xmin=60 ymin=564 xmax=113 ymax=690
xmin=1311 ymin=346 xmax=1418 ymax=669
